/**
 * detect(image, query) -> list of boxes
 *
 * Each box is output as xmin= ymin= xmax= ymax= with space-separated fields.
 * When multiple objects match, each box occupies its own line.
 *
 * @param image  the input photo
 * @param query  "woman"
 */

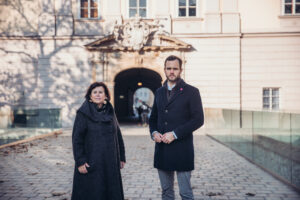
xmin=71 ymin=82 xmax=126 ymax=200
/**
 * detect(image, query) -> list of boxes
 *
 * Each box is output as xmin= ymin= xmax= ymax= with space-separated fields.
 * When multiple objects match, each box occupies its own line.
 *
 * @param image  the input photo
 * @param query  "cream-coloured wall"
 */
xmin=222 ymin=0 xmax=238 ymax=12
xmin=241 ymin=35 xmax=300 ymax=113
xmin=37 ymin=38 xmax=96 ymax=126
xmin=239 ymin=0 xmax=300 ymax=33
xmin=1 ymin=0 xmax=300 ymax=129
xmin=154 ymin=0 xmax=169 ymax=17
xmin=0 ymin=37 xmax=97 ymax=127
xmin=239 ymin=0 xmax=280 ymax=32
xmin=5 ymin=0 xmax=300 ymax=37
xmin=0 ymin=39 xmax=39 ymax=107
xmin=106 ymin=52 xmax=165 ymax=82
xmin=74 ymin=21 xmax=106 ymax=35
xmin=182 ymin=37 xmax=241 ymax=110
xmin=0 ymin=0 xmax=39 ymax=36
xmin=0 ymin=0 xmax=240 ymax=36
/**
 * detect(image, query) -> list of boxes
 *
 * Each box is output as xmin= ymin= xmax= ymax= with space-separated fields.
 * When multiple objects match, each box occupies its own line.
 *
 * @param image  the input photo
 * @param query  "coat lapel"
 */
xmin=166 ymin=89 xmax=182 ymax=107
xmin=162 ymin=87 xmax=169 ymax=109
xmin=164 ymin=79 xmax=186 ymax=108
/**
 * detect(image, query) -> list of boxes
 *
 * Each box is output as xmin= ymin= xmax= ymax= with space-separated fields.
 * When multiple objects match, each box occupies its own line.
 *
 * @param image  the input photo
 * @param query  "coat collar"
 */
xmin=163 ymin=78 xmax=187 ymax=107
xmin=163 ymin=78 xmax=186 ymax=90
xmin=77 ymin=100 xmax=114 ymax=122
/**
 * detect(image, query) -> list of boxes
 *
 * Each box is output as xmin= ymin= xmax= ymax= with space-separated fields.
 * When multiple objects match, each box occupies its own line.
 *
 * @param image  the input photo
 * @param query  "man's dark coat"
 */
xmin=149 ymin=79 xmax=204 ymax=171
xmin=71 ymin=100 xmax=125 ymax=200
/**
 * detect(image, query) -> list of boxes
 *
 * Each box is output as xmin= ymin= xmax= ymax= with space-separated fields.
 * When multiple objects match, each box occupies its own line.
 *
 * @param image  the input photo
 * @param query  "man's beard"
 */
xmin=167 ymin=75 xmax=180 ymax=83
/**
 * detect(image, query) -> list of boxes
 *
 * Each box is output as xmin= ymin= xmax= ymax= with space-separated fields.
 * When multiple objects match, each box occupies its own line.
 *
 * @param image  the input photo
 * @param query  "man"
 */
xmin=140 ymin=101 xmax=150 ymax=126
xmin=149 ymin=55 xmax=204 ymax=200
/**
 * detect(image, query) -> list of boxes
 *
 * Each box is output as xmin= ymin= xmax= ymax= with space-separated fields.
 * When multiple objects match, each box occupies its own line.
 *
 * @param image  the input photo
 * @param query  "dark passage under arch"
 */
xmin=114 ymin=68 xmax=162 ymax=122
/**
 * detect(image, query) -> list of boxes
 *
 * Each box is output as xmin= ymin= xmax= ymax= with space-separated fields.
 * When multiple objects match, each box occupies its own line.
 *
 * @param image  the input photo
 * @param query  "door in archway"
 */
xmin=114 ymin=68 xmax=162 ymax=122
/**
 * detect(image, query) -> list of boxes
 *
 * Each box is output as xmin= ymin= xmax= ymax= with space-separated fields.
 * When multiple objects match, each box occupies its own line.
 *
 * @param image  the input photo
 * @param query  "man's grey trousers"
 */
xmin=158 ymin=169 xmax=194 ymax=200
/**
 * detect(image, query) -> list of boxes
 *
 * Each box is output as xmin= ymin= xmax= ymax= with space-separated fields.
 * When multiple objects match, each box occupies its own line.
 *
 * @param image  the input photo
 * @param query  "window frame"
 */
xmin=177 ymin=0 xmax=197 ymax=18
xmin=78 ymin=0 xmax=101 ymax=19
xmin=282 ymin=0 xmax=300 ymax=15
xmin=129 ymin=0 xmax=147 ymax=18
xmin=262 ymin=88 xmax=280 ymax=111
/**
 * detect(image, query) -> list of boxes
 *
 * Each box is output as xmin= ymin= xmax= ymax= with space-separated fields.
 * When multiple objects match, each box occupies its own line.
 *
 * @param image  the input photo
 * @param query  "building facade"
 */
xmin=0 ymin=0 xmax=300 ymax=127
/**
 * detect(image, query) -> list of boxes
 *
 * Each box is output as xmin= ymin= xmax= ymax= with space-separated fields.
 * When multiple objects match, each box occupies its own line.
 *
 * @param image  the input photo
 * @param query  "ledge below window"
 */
xmin=278 ymin=15 xmax=300 ymax=19
xmin=75 ymin=18 xmax=105 ymax=22
xmin=172 ymin=17 xmax=204 ymax=21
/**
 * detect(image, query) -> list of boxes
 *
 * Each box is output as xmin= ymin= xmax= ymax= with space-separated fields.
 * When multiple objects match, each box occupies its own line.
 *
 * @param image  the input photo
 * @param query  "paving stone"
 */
xmin=0 ymin=126 xmax=299 ymax=199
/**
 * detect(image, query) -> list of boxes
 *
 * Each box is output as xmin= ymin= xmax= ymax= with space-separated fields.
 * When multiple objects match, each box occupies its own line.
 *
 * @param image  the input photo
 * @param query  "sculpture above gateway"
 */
xmin=113 ymin=16 xmax=167 ymax=51
xmin=85 ymin=16 xmax=191 ymax=51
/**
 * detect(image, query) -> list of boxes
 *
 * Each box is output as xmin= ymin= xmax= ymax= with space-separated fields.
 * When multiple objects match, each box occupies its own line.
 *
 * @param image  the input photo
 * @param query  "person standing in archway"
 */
xmin=149 ymin=55 xmax=204 ymax=200
xmin=140 ymin=101 xmax=150 ymax=126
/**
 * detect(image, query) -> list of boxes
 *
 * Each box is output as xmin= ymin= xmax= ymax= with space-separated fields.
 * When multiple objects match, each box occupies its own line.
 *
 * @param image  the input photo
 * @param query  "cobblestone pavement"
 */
xmin=0 ymin=125 xmax=299 ymax=200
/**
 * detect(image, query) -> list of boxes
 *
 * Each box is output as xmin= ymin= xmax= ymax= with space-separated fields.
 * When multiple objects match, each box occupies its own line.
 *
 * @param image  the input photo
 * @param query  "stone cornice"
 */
xmin=241 ymin=32 xmax=300 ymax=38
xmin=2 ymin=32 xmax=299 ymax=41
xmin=85 ymin=34 xmax=192 ymax=52
xmin=0 ymin=35 xmax=104 ymax=40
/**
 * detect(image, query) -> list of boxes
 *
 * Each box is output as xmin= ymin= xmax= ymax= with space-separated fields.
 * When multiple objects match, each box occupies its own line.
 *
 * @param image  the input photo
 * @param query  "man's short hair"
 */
xmin=164 ymin=55 xmax=183 ymax=69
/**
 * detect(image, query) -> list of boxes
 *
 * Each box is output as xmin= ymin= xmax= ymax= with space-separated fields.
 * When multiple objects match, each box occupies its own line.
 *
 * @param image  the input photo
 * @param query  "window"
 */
xmin=263 ymin=88 xmax=279 ymax=110
xmin=178 ymin=0 xmax=196 ymax=17
xmin=0 ymin=0 xmax=9 ymax=5
xmin=283 ymin=0 xmax=300 ymax=15
xmin=129 ymin=0 xmax=147 ymax=18
xmin=80 ymin=0 xmax=100 ymax=19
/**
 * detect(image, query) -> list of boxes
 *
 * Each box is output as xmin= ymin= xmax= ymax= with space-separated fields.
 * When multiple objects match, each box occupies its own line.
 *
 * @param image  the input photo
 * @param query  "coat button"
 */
xmin=165 ymin=110 xmax=168 ymax=113
xmin=165 ymin=122 xmax=168 ymax=125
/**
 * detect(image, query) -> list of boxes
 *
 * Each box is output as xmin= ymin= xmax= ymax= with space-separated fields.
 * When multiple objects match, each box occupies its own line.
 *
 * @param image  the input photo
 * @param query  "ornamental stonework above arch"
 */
xmin=85 ymin=16 xmax=192 ymax=52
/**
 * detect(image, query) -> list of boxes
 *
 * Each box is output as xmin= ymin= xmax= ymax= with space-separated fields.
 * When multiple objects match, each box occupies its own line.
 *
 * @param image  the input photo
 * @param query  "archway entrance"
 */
xmin=114 ymin=68 xmax=162 ymax=122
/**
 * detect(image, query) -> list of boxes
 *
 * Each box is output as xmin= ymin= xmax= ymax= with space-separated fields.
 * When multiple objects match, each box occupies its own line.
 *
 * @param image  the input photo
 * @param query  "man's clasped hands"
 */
xmin=153 ymin=132 xmax=175 ymax=144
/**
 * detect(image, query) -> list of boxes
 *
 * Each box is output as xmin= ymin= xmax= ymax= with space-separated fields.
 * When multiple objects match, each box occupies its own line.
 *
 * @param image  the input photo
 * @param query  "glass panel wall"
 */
xmin=206 ymin=108 xmax=300 ymax=190
xmin=0 ymin=107 xmax=62 ymax=146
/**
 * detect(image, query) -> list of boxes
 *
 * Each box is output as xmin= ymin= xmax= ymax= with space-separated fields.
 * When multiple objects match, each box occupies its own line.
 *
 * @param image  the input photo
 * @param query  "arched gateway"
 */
xmin=114 ymin=68 xmax=162 ymax=121
xmin=84 ymin=17 xmax=192 ymax=121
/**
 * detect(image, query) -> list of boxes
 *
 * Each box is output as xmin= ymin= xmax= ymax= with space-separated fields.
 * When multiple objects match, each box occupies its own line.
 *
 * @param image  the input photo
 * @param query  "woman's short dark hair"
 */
xmin=164 ymin=55 xmax=183 ymax=69
xmin=85 ymin=82 xmax=111 ymax=101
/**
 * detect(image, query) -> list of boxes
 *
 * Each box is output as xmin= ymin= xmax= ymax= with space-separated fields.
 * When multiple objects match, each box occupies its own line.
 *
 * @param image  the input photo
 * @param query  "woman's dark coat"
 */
xmin=71 ymin=100 xmax=126 ymax=200
xmin=149 ymin=79 xmax=204 ymax=171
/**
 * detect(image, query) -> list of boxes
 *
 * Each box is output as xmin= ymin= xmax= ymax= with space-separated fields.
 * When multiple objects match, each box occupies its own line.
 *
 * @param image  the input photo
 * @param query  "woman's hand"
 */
xmin=120 ymin=161 xmax=125 ymax=169
xmin=78 ymin=163 xmax=90 ymax=174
